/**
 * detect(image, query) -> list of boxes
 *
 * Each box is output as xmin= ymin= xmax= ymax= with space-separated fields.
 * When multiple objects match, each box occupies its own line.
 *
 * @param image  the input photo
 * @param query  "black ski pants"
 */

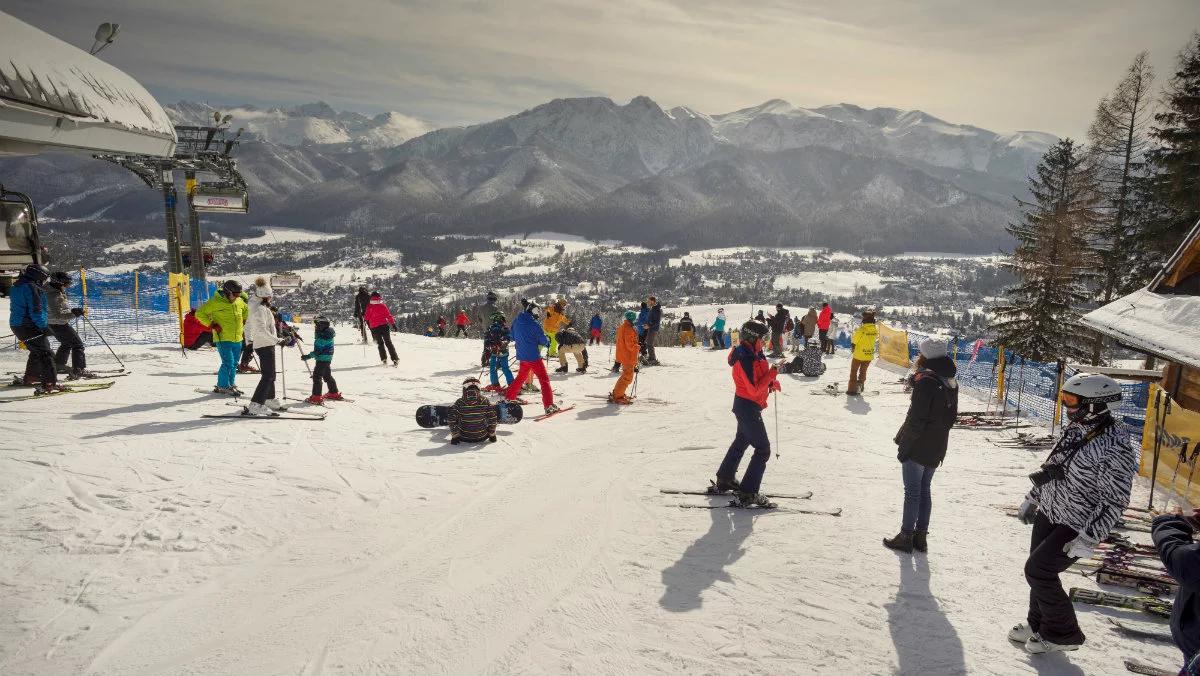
xmin=371 ymin=324 xmax=398 ymax=362
xmin=239 ymin=339 xmax=254 ymax=368
xmin=13 ymin=325 xmax=55 ymax=385
xmin=311 ymin=361 xmax=337 ymax=397
xmin=717 ymin=397 xmax=771 ymax=495
xmin=51 ymin=323 xmax=86 ymax=371
xmin=1025 ymin=512 xmax=1086 ymax=645
xmin=251 ymin=346 xmax=276 ymax=405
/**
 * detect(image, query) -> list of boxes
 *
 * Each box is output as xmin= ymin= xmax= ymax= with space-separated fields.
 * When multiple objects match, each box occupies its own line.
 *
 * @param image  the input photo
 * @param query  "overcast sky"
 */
xmin=7 ymin=0 xmax=1199 ymax=137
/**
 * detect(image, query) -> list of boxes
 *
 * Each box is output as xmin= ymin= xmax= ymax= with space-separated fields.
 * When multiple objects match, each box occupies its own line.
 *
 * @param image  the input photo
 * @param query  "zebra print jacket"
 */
xmin=1027 ymin=414 xmax=1139 ymax=542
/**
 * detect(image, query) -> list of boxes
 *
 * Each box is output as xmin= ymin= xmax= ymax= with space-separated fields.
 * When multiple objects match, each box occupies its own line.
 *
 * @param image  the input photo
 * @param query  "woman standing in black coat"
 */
xmin=884 ymin=338 xmax=959 ymax=553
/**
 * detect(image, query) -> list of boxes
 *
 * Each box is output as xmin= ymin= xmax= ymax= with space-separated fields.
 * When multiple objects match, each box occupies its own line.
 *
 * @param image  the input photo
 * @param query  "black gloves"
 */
xmin=488 ymin=435 xmax=497 ymax=443
xmin=71 ymin=308 xmax=84 ymax=317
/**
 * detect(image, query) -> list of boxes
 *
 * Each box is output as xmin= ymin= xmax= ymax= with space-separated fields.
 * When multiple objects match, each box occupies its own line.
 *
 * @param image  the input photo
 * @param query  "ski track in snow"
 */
xmin=0 ymin=317 xmax=1183 ymax=675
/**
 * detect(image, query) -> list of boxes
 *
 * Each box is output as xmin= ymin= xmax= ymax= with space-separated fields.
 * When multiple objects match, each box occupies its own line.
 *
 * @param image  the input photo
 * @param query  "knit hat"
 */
xmin=624 ymin=310 xmax=637 ymax=321
xmin=254 ymin=277 xmax=273 ymax=298
xmin=919 ymin=338 xmax=948 ymax=359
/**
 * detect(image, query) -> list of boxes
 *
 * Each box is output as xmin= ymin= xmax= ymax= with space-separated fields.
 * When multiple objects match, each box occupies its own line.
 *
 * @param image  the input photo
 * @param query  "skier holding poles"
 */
xmin=45 ymin=270 xmax=92 ymax=379
xmin=353 ymin=286 xmax=370 ymax=344
xmin=8 ymin=264 xmax=61 ymax=393
xmin=242 ymin=277 xmax=286 ymax=416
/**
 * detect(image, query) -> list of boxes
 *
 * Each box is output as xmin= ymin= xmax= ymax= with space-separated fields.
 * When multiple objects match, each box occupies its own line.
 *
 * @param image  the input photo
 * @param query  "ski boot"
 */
xmin=576 ymin=367 xmax=587 ymax=374
xmin=883 ymin=531 xmax=914 ymax=553
xmin=392 ymin=359 xmax=399 ymax=367
xmin=323 ymin=392 xmax=345 ymax=401
xmin=733 ymin=492 xmax=776 ymax=509
xmin=237 ymin=364 xmax=259 ymax=374
xmin=305 ymin=394 xmax=325 ymax=405
xmin=483 ymin=384 xmax=503 ymax=393
xmin=607 ymin=394 xmax=633 ymax=405
xmin=66 ymin=369 xmax=96 ymax=381
xmin=264 ymin=398 xmax=285 ymax=410
xmin=706 ymin=477 xmax=740 ymax=495
xmin=554 ymin=365 xmax=569 ymax=374
xmin=521 ymin=382 xmax=540 ymax=393
xmin=243 ymin=403 xmax=278 ymax=417
xmin=1007 ymin=623 xmax=1035 ymax=644
xmin=212 ymin=386 xmax=238 ymax=396
xmin=34 ymin=383 xmax=69 ymax=395
xmin=544 ymin=403 xmax=561 ymax=415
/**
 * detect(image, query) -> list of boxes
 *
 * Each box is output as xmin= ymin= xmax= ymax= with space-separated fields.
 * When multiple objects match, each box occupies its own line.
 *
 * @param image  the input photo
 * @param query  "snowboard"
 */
xmin=1125 ymin=658 xmax=1179 ymax=676
xmin=415 ymin=402 xmax=523 ymax=428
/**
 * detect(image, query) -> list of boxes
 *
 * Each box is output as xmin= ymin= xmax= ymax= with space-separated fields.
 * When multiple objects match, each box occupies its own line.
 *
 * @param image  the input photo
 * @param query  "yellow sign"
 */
xmin=1142 ymin=384 xmax=1200 ymax=505
xmin=168 ymin=273 xmax=191 ymax=345
xmin=877 ymin=323 xmax=910 ymax=368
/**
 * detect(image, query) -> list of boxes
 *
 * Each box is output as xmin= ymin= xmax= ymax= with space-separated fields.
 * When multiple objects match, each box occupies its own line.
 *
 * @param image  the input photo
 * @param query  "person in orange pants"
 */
xmin=610 ymin=310 xmax=640 ymax=404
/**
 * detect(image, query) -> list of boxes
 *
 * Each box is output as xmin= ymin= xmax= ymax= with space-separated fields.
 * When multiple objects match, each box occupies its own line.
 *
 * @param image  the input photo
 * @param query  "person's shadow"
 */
xmin=660 ymin=507 xmax=755 ymax=612
xmin=886 ymin=554 xmax=966 ymax=674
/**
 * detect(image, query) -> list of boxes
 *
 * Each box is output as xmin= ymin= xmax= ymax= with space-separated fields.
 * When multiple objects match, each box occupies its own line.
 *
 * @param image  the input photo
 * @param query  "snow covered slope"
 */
xmin=0 ymin=320 xmax=1181 ymax=674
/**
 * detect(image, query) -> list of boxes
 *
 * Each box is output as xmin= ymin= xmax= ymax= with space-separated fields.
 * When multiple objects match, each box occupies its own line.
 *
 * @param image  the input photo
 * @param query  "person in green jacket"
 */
xmin=196 ymin=280 xmax=248 ymax=394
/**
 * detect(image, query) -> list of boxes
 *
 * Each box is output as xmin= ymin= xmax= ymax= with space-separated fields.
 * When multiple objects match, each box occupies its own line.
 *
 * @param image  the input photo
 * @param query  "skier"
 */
xmin=677 ymin=311 xmax=696 ymax=347
xmin=454 ymin=308 xmax=470 ymax=337
xmin=196 ymin=279 xmax=248 ymax=395
xmin=1151 ymin=509 xmax=1200 ymax=667
xmin=483 ymin=313 xmax=514 ymax=392
xmin=183 ymin=309 xmax=213 ymax=350
xmin=817 ymin=302 xmax=833 ymax=353
xmin=436 ymin=316 xmax=447 ymax=337
xmin=710 ymin=308 xmax=727 ymax=350
xmin=300 ymin=315 xmax=343 ymax=403
xmin=847 ymin=311 xmax=877 ymax=395
xmin=542 ymin=298 xmax=569 ymax=358
xmin=8 ymin=264 xmax=61 ymax=393
xmin=449 ymin=377 xmax=499 ymax=445
xmin=644 ymin=296 xmax=663 ymax=365
xmin=711 ymin=319 xmax=781 ymax=508
xmin=243 ymin=277 xmax=284 ymax=416
xmin=766 ymin=303 xmax=789 ymax=357
xmin=364 ymin=291 xmax=399 ymax=366
xmin=1011 ymin=373 xmax=1138 ymax=654
xmin=635 ymin=302 xmax=650 ymax=361
xmin=609 ymin=310 xmax=640 ymax=404
xmin=477 ymin=291 xmax=499 ymax=366
xmin=353 ymin=285 xmax=370 ymax=344
xmin=554 ymin=325 xmax=588 ymax=373
xmin=45 ymin=270 xmax=90 ymax=379
xmin=589 ymin=313 xmax=603 ymax=345
xmin=883 ymin=338 xmax=958 ymax=553
xmin=800 ymin=307 xmax=818 ymax=349
xmin=505 ymin=300 xmax=558 ymax=415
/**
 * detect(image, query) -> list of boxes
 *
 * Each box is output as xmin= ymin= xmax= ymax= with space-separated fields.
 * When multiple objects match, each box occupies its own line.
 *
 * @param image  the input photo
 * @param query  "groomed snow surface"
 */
xmin=0 ymin=325 xmax=1182 ymax=675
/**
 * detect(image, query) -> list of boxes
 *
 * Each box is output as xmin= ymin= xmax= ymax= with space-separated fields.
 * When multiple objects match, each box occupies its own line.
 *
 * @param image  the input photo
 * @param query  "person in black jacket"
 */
xmin=766 ymin=303 xmax=790 ymax=357
xmin=644 ymin=296 xmax=663 ymax=365
xmin=884 ymin=338 xmax=958 ymax=553
xmin=352 ymin=286 xmax=370 ymax=343
xmin=1152 ymin=511 xmax=1200 ymax=667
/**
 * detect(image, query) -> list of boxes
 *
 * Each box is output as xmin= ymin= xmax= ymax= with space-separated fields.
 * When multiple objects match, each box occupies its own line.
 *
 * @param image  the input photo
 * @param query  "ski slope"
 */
xmin=0 ymin=327 xmax=1184 ymax=675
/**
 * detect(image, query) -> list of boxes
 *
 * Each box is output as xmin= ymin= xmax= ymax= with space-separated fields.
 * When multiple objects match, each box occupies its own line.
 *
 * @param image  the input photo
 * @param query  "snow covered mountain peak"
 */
xmin=164 ymin=100 xmax=434 ymax=149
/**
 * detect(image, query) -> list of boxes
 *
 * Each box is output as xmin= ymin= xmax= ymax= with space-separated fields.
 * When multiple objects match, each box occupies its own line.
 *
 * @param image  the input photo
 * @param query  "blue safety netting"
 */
xmin=59 ymin=270 xmax=219 ymax=346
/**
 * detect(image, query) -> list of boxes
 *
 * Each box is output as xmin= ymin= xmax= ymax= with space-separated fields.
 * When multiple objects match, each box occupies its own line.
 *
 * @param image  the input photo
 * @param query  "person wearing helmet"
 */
xmin=8 ymin=264 xmax=61 ymax=393
xmin=711 ymin=319 xmax=781 ymax=508
xmin=847 ymin=311 xmax=878 ymax=395
xmin=45 ymin=270 xmax=91 ymax=380
xmin=353 ymin=286 xmax=370 ymax=344
xmin=196 ymin=279 xmax=248 ymax=394
xmin=242 ymin=278 xmax=285 ymax=416
xmin=300 ymin=315 xmax=342 ymax=403
xmin=505 ymin=300 xmax=558 ymax=414
xmin=449 ymin=377 xmax=499 ymax=445
xmin=609 ymin=310 xmax=641 ymax=404
xmin=363 ymin=291 xmax=399 ymax=366
xmin=1010 ymin=373 xmax=1138 ymax=655
xmin=484 ymin=313 xmax=514 ymax=392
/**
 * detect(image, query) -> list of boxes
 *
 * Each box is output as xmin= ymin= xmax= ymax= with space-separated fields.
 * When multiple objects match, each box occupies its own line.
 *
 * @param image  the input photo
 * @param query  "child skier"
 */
xmin=449 ymin=377 xmax=499 ymax=445
xmin=711 ymin=319 xmax=781 ymax=508
xmin=45 ymin=270 xmax=91 ymax=379
xmin=505 ymin=300 xmax=558 ymax=414
xmin=484 ymin=313 xmax=514 ymax=392
xmin=542 ymin=298 xmax=569 ymax=358
xmin=364 ymin=291 xmax=399 ymax=366
xmin=609 ymin=310 xmax=640 ymax=404
xmin=300 ymin=316 xmax=343 ymax=403
xmin=589 ymin=313 xmax=603 ymax=345
xmin=196 ymin=279 xmax=248 ymax=395
xmin=183 ymin=309 xmax=214 ymax=350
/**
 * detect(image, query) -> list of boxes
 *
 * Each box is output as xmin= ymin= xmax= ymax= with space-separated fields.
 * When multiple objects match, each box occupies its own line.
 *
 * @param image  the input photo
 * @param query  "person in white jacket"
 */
xmin=244 ymin=278 xmax=283 ymax=416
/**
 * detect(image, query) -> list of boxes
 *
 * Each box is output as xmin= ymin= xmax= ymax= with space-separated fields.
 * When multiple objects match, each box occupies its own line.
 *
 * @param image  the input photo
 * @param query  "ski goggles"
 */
xmin=1060 ymin=392 xmax=1082 ymax=408
xmin=462 ymin=377 xmax=481 ymax=391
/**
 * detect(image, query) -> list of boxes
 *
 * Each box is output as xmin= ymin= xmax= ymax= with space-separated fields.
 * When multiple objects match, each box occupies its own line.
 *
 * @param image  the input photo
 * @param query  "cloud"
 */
xmin=5 ymin=0 xmax=1199 ymax=137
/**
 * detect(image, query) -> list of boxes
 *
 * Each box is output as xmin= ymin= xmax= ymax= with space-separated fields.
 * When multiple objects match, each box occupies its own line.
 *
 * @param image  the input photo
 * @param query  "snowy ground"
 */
xmin=773 ymin=271 xmax=896 ymax=296
xmin=0 ymin=327 xmax=1184 ymax=675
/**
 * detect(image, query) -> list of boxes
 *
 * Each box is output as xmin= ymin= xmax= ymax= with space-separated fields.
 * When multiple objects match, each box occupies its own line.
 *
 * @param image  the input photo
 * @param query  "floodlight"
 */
xmin=89 ymin=22 xmax=120 ymax=55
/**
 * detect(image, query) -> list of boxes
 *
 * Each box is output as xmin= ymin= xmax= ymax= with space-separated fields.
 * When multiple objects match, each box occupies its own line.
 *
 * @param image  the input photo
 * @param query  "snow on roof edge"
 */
xmin=1080 ymin=286 xmax=1200 ymax=370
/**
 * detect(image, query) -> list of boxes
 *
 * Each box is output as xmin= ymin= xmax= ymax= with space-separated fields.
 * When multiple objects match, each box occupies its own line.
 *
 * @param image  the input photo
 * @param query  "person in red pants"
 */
xmin=504 ymin=301 xmax=558 ymax=415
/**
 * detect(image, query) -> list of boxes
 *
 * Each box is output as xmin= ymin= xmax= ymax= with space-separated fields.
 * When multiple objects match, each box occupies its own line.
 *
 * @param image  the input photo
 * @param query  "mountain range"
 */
xmin=0 ymin=95 xmax=1056 ymax=253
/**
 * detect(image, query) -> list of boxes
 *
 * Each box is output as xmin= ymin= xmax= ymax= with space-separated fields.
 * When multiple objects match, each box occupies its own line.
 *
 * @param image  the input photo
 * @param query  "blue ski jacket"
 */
xmin=8 ymin=277 xmax=47 ymax=330
xmin=636 ymin=307 xmax=649 ymax=337
xmin=511 ymin=311 xmax=548 ymax=361
xmin=589 ymin=315 xmax=602 ymax=331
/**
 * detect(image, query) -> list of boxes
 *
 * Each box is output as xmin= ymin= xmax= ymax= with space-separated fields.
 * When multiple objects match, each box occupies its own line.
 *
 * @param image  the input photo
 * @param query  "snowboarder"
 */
xmin=8 ymin=264 xmax=61 ymax=393
xmin=484 ymin=313 xmax=514 ymax=391
xmin=183 ymin=309 xmax=213 ymax=350
xmin=300 ymin=315 xmax=343 ymax=403
xmin=766 ymin=303 xmax=789 ymax=357
xmin=1151 ymin=509 xmax=1200 ymax=666
xmin=505 ymin=300 xmax=558 ymax=415
xmin=454 ymin=308 xmax=470 ymax=337
xmin=353 ymin=285 xmax=370 ymax=344
xmin=449 ymin=377 xmax=499 ymax=445
xmin=542 ymin=298 xmax=569 ymax=358
xmin=800 ymin=307 xmax=818 ymax=349
xmin=436 ymin=316 xmax=447 ymax=337
xmin=677 ymin=312 xmax=696 ymax=347
xmin=712 ymin=319 xmax=781 ymax=508
xmin=555 ymin=325 xmax=588 ymax=373
xmin=589 ymin=313 xmax=603 ymax=345
xmin=45 ymin=270 xmax=90 ymax=379
xmin=1010 ymin=373 xmax=1138 ymax=654
xmin=883 ymin=338 xmax=959 ymax=553
xmin=196 ymin=279 xmax=248 ymax=395
xmin=243 ymin=278 xmax=285 ymax=416
xmin=644 ymin=296 xmax=663 ymax=365
xmin=847 ymin=311 xmax=877 ymax=395
xmin=817 ymin=302 xmax=833 ymax=353
xmin=710 ymin=308 xmax=727 ymax=350
xmin=364 ymin=292 xmax=399 ymax=365
xmin=609 ymin=310 xmax=640 ymax=404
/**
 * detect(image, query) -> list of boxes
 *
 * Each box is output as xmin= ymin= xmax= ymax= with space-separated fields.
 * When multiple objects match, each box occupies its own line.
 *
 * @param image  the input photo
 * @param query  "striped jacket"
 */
xmin=449 ymin=393 xmax=498 ymax=441
xmin=1028 ymin=415 xmax=1139 ymax=541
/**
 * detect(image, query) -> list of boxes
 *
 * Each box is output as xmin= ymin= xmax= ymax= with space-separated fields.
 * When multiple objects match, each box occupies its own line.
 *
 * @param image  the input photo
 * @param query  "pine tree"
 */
xmin=992 ymin=139 xmax=1102 ymax=363
xmin=1137 ymin=33 xmax=1200 ymax=280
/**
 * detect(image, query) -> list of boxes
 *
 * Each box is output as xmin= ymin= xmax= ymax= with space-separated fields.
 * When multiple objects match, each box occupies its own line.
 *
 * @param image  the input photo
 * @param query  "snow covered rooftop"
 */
xmin=0 ymin=11 xmax=175 ymax=156
xmin=1081 ymin=287 xmax=1200 ymax=370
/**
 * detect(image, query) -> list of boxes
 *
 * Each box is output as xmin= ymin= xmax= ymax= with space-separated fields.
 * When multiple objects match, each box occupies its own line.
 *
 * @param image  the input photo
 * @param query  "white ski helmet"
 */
xmin=1061 ymin=372 xmax=1122 ymax=422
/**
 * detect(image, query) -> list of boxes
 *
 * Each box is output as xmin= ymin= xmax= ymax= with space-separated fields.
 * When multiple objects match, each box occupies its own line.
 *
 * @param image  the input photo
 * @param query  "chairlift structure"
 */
xmin=0 ymin=185 xmax=45 ymax=274
xmin=270 ymin=272 xmax=303 ymax=291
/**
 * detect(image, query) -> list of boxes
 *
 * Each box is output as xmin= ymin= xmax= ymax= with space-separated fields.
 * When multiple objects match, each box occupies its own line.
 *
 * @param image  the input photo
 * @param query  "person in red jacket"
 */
xmin=183 ymin=308 xmax=213 ymax=350
xmin=436 ymin=316 xmax=447 ymax=337
xmin=711 ymin=319 xmax=781 ymax=508
xmin=454 ymin=308 xmax=470 ymax=337
xmin=363 ymin=291 xmax=399 ymax=365
xmin=817 ymin=302 xmax=833 ymax=354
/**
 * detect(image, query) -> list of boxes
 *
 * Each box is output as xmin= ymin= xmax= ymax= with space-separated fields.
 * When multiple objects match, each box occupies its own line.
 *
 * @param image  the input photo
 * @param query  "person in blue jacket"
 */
xmin=635 ymin=302 xmax=650 ymax=361
xmin=589 ymin=313 xmax=603 ymax=345
xmin=503 ymin=300 xmax=558 ymax=414
xmin=8 ymin=264 xmax=61 ymax=392
xmin=1152 ymin=510 xmax=1200 ymax=668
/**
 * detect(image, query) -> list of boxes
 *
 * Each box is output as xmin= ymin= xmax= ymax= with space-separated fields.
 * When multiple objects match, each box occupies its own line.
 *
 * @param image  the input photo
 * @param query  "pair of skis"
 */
xmin=660 ymin=488 xmax=842 ymax=516
xmin=203 ymin=405 xmax=326 ymax=421
xmin=0 ymin=380 xmax=115 ymax=403
xmin=810 ymin=383 xmax=878 ymax=397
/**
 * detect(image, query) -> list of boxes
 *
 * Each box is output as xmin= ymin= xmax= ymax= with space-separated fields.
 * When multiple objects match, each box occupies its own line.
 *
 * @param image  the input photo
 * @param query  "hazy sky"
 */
xmin=7 ymin=0 xmax=1199 ymax=137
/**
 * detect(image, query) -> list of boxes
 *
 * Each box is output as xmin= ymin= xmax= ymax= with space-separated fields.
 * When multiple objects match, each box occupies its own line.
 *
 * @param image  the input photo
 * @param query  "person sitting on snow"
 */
xmin=449 ymin=377 xmax=498 ymax=445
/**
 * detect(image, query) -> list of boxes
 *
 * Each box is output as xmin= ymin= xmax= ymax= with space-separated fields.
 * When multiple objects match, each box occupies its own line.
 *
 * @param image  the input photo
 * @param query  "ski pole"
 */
xmin=294 ymin=342 xmax=312 ymax=375
xmin=1014 ymin=356 xmax=1026 ymax=429
xmin=82 ymin=314 xmax=125 ymax=369
xmin=774 ymin=390 xmax=781 ymax=459
xmin=1148 ymin=391 xmax=1164 ymax=509
xmin=280 ymin=343 xmax=287 ymax=401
